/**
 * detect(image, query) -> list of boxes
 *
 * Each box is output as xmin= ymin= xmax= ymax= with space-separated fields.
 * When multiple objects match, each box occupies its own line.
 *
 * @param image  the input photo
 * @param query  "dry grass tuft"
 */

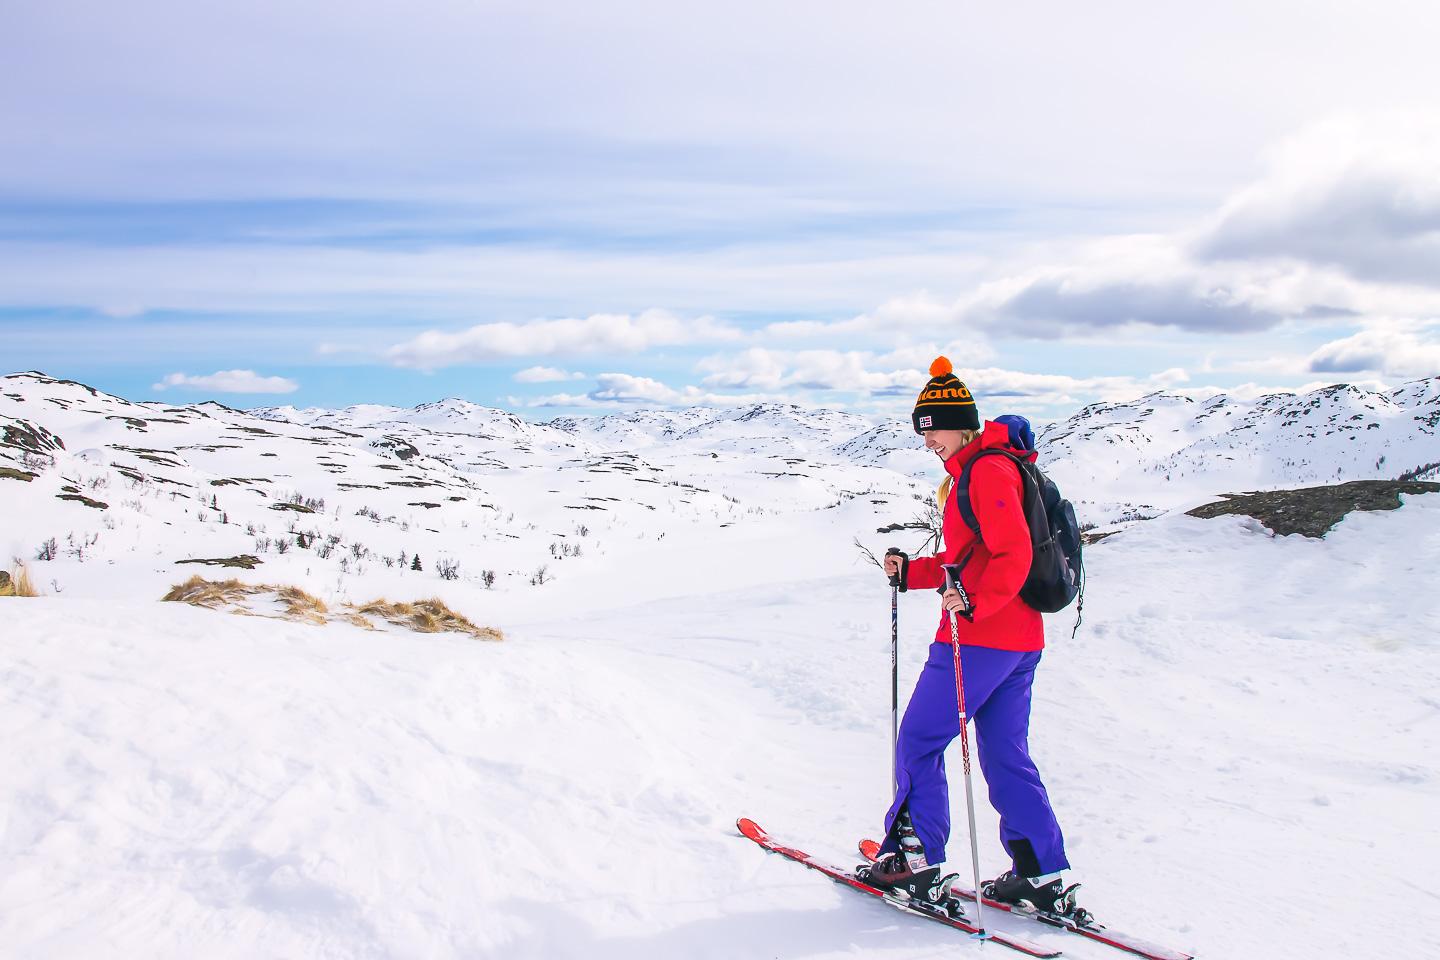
xmin=275 ymin=585 xmax=329 ymax=624
xmin=161 ymin=575 xmax=264 ymax=608
xmin=159 ymin=577 xmax=502 ymax=641
xmin=1 ymin=564 xmax=41 ymax=597
xmin=358 ymin=597 xmax=504 ymax=641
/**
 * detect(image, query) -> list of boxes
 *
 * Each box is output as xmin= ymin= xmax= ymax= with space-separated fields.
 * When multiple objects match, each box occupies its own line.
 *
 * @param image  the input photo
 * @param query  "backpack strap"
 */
xmin=954 ymin=448 xmax=1029 ymax=537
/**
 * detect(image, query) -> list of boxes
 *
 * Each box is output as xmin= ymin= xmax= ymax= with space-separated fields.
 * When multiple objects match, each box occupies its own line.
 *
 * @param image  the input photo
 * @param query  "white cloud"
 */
xmin=1194 ymin=113 xmax=1440 ymax=286
xmin=762 ymin=294 xmax=977 ymax=342
xmin=513 ymin=366 xmax=586 ymax=383
xmin=1306 ymin=327 xmax=1440 ymax=378
xmin=385 ymin=310 xmax=741 ymax=370
xmin=590 ymin=373 xmax=687 ymax=404
xmin=516 ymin=373 xmax=777 ymax=409
xmin=513 ymin=392 xmax=602 ymax=408
xmin=151 ymin=370 xmax=299 ymax=394
xmin=696 ymin=343 xmax=990 ymax=395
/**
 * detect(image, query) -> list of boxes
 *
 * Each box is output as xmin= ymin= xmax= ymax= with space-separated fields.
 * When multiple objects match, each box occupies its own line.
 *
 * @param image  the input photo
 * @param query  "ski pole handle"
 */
xmin=885 ymin=547 xmax=907 ymax=590
xmin=941 ymin=562 xmax=973 ymax=619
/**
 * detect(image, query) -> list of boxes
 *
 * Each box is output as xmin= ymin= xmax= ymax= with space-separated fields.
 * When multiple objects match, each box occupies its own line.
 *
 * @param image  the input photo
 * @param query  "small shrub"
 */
xmin=530 ymin=563 xmax=549 ymax=586
xmin=437 ymin=557 xmax=459 ymax=581
xmin=35 ymin=537 xmax=58 ymax=561
xmin=67 ymin=532 xmax=99 ymax=560
xmin=22 ymin=452 xmax=54 ymax=473
xmin=481 ymin=569 xmax=496 ymax=589
xmin=285 ymin=491 xmax=326 ymax=512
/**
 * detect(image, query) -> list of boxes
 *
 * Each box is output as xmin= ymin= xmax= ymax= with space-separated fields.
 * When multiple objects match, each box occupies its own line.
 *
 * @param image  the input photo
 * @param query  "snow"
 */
xmin=3 ymin=370 xmax=1439 ymax=958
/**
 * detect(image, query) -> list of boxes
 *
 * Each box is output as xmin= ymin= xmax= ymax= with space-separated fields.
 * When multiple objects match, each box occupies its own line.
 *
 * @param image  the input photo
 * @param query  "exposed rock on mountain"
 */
xmin=1187 ymin=480 xmax=1440 ymax=537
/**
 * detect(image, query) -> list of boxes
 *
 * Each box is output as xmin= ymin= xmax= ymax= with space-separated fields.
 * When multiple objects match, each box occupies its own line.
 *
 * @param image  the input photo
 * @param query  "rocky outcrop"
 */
xmin=1187 ymin=480 xmax=1440 ymax=538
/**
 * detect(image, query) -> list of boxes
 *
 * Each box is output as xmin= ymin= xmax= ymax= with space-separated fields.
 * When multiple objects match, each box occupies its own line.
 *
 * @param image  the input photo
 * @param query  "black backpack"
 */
xmin=953 ymin=448 xmax=1085 ymax=627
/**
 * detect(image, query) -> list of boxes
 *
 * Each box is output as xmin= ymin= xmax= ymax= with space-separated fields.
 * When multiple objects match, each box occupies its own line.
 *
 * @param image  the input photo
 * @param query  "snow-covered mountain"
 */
xmin=0 ymin=372 xmax=925 ymax=606
xmin=1035 ymin=381 xmax=1440 ymax=508
xmin=6 ymin=370 xmax=1439 ymax=597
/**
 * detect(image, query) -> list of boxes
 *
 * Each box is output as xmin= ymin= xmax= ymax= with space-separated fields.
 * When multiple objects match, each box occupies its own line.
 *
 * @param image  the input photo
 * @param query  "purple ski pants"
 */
xmin=879 ymin=641 xmax=1069 ymax=876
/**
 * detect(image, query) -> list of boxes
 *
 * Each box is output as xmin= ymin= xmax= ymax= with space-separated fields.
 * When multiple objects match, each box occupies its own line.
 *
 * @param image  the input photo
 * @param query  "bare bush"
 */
xmin=481 ymin=569 xmax=496 ymax=589
xmin=35 ymin=537 xmax=58 ymax=561
xmin=67 ymin=532 xmax=99 ymax=561
xmin=285 ymin=491 xmax=326 ymax=512
xmin=436 ymin=557 xmax=459 ymax=581
xmin=22 ymin=452 xmax=54 ymax=473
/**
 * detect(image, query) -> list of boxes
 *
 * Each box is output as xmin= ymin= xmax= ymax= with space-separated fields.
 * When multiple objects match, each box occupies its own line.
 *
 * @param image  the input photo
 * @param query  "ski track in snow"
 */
xmin=2 ymin=373 xmax=1439 ymax=958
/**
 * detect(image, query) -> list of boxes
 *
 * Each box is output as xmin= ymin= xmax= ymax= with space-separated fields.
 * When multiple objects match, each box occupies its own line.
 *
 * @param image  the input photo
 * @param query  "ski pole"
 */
xmin=885 ymin=547 xmax=904 ymax=796
xmin=942 ymin=562 xmax=989 ymax=939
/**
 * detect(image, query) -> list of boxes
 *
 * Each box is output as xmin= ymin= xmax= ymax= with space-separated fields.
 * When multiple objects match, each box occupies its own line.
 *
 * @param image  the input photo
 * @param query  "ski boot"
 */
xmin=857 ymin=819 xmax=959 ymax=910
xmin=983 ymin=870 xmax=1087 ymax=922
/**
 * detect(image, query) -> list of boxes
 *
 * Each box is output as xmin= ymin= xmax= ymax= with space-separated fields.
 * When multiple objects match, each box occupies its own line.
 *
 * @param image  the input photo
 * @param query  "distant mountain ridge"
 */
xmin=6 ymin=368 xmax=1439 ymax=508
xmin=1035 ymin=379 xmax=1440 ymax=503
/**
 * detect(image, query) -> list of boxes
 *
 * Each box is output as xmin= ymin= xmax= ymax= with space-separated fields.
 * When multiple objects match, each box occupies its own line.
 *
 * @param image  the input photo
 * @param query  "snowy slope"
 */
xmin=4 ymin=370 xmax=1440 ymax=959
xmin=4 ymin=494 xmax=1439 ymax=959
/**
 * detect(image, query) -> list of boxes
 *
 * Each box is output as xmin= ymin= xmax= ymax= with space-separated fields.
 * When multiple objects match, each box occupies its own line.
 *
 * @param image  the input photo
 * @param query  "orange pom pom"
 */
xmin=929 ymin=356 xmax=953 ymax=377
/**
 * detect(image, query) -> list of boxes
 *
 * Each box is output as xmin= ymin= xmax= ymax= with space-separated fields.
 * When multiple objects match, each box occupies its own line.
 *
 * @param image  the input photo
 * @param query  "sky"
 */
xmin=3 ymin=0 xmax=1440 ymax=422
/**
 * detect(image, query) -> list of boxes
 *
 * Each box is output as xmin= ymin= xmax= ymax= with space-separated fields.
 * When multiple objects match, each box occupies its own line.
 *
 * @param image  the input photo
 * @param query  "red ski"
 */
xmin=859 ymin=838 xmax=1193 ymax=960
xmin=737 ymin=818 xmax=1061 ymax=957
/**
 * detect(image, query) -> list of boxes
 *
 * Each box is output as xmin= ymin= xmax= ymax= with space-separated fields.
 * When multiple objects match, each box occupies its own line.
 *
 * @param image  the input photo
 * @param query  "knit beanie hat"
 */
xmin=911 ymin=356 xmax=980 ymax=434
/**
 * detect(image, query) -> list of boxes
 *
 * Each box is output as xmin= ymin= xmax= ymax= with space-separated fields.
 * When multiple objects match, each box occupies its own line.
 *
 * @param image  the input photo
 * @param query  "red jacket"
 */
xmin=906 ymin=421 xmax=1045 ymax=652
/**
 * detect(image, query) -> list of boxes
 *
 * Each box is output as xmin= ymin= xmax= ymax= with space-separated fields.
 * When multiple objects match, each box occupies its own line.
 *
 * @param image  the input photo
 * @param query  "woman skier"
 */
xmin=866 ymin=356 xmax=1075 ymax=916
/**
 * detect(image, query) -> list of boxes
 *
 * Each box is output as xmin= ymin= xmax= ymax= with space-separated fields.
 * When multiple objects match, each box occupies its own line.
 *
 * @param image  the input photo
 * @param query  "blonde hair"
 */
xmin=934 ymin=429 xmax=982 ymax=508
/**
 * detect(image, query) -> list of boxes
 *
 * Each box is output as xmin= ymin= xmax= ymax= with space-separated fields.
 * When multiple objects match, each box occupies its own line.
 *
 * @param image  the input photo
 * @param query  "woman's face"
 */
xmin=922 ymin=428 xmax=970 ymax=461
